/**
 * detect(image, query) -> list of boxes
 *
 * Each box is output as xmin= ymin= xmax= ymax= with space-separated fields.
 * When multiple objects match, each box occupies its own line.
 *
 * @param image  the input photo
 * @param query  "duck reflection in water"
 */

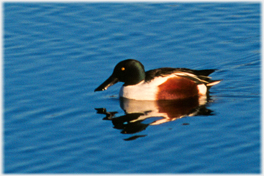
xmin=95 ymin=96 xmax=214 ymax=141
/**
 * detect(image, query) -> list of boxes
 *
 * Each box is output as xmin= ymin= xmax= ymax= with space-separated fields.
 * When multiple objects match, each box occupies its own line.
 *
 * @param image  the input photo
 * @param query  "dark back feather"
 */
xmin=145 ymin=67 xmax=217 ymax=82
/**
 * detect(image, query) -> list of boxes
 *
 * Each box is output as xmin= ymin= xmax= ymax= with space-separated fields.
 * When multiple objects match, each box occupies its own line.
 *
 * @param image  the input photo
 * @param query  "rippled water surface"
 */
xmin=4 ymin=3 xmax=260 ymax=173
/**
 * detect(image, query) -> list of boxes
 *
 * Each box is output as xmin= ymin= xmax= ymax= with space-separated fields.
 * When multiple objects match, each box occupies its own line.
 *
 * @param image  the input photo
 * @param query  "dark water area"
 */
xmin=4 ymin=3 xmax=260 ymax=173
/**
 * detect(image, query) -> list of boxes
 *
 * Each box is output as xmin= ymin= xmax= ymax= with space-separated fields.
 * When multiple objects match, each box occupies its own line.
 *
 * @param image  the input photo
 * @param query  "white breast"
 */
xmin=119 ymin=76 xmax=174 ymax=100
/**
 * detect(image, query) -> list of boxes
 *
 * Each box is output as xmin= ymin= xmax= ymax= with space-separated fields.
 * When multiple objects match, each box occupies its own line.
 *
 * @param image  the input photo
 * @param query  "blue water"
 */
xmin=4 ymin=3 xmax=260 ymax=173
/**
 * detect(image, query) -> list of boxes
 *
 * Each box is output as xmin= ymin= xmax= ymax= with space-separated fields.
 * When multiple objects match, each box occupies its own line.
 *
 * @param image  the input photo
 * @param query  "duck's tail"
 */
xmin=206 ymin=80 xmax=222 ymax=87
xmin=194 ymin=69 xmax=216 ymax=76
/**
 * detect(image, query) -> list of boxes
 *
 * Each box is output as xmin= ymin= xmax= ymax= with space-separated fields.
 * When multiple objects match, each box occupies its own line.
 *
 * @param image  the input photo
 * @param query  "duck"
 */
xmin=94 ymin=59 xmax=221 ymax=100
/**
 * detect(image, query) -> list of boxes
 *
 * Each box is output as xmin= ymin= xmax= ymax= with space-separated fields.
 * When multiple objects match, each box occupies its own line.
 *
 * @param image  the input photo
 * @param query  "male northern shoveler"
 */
xmin=94 ymin=59 xmax=221 ymax=100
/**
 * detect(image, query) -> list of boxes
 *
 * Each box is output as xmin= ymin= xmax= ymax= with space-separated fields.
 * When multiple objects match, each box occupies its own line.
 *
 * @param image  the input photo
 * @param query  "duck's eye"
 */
xmin=121 ymin=67 xmax=125 ymax=71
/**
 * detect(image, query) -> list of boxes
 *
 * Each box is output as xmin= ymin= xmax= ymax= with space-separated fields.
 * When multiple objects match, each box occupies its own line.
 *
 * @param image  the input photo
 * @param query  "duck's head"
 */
xmin=94 ymin=59 xmax=145 ymax=92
